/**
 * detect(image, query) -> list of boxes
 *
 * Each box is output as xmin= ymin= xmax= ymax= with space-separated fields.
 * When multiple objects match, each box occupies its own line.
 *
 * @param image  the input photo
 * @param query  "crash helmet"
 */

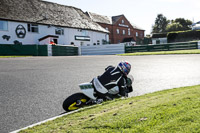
xmin=118 ymin=61 xmax=131 ymax=76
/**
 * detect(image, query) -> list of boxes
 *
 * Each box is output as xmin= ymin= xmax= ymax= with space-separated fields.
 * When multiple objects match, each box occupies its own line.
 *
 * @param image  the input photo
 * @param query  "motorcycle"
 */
xmin=62 ymin=75 xmax=133 ymax=112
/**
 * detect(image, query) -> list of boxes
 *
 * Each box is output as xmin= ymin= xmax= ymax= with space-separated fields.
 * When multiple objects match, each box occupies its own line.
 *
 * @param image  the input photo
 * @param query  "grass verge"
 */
xmin=20 ymin=85 xmax=200 ymax=133
xmin=118 ymin=49 xmax=200 ymax=56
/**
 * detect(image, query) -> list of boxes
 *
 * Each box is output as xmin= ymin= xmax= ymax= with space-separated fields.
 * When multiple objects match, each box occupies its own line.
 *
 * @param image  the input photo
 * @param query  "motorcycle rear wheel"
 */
xmin=62 ymin=93 xmax=90 ymax=112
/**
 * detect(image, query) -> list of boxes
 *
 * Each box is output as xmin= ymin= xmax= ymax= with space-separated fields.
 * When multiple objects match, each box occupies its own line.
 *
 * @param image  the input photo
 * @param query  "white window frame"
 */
xmin=28 ymin=24 xmax=39 ymax=33
xmin=117 ymin=29 xmax=120 ymax=34
xmin=0 ymin=20 xmax=8 ymax=31
xmin=128 ymin=28 xmax=131 ymax=35
xmin=55 ymin=28 xmax=64 ymax=35
xmin=123 ymin=30 xmax=125 ymax=35
xmin=136 ymin=32 xmax=138 ymax=37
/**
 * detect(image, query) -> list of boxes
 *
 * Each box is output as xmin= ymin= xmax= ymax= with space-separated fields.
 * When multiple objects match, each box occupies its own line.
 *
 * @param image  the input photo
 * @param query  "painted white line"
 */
xmin=10 ymin=110 xmax=77 ymax=133
xmin=10 ymin=105 xmax=99 ymax=133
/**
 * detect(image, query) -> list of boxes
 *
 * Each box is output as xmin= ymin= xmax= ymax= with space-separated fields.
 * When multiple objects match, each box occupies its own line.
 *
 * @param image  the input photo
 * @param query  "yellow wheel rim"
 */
xmin=81 ymin=99 xmax=87 ymax=103
xmin=68 ymin=99 xmax=87 ymax=111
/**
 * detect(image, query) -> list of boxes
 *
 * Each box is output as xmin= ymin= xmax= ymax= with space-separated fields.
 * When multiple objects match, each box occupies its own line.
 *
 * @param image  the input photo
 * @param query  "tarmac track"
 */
xmin=0 ymin=54 xmax=200 ymax=132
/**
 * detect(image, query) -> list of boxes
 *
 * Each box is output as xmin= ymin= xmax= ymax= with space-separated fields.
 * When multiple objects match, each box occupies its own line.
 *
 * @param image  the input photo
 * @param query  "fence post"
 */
xmin=78 ymin=46 xmax=81 ymax=55
xmin=48 ymin=45 xmax=52 ymax=56
xmin=198 ymin=41 xmax=200 ymax=49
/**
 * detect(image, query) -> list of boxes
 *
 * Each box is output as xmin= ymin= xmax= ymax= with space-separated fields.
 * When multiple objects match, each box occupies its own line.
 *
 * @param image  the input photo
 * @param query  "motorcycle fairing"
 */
xmin=108 ymin=86 xmax=119 ymax=95
xmin=79 ymin=82 xmax=96 ymax=100
xmin=93 ymin=77 xmax=108 ymax=94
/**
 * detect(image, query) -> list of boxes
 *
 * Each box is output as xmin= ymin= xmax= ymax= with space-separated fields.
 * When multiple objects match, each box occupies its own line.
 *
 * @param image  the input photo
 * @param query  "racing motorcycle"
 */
xmin=62 ymin=75 xmax=134 ymax=112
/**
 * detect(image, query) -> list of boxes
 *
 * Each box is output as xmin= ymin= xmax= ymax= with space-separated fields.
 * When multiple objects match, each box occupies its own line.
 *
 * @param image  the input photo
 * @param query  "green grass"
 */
xmin=0 ymin=56 xmax=31 ymax=58
xmin=19 ymin=85 xmax=200 ymax=133
xmin=119 ymin=49 xmax=200 ymax=56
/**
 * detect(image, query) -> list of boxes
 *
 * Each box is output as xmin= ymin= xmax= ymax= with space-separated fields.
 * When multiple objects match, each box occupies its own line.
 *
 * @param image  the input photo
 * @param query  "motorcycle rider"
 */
xmin=92 ymin=61 xmax=132 ymax=100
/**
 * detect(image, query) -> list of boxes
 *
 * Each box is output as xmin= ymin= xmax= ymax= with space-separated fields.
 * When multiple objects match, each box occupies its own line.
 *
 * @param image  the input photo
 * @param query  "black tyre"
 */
xmin=62 ymin=93 xmax=90 ymax=112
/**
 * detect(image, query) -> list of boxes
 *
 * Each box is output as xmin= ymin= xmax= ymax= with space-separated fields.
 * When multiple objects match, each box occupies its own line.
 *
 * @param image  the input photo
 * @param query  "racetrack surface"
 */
xmin=0 ymin=55 xmax=200 ymax=132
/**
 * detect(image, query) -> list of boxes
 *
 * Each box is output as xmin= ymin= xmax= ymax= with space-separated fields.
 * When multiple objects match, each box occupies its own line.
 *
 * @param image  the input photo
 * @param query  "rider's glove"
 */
xmin=96 ymin=99 xmax=103 ymax=104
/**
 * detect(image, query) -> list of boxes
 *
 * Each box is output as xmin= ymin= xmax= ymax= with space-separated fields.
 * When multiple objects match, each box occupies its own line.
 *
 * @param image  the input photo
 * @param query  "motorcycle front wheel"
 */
xmin=62 ymin=93 xmax=90 ymax=112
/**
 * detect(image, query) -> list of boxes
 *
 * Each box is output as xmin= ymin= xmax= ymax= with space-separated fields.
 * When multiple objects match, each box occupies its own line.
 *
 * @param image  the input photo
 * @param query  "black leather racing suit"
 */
xmin=93 ymin=66 xmax=132 ymax=99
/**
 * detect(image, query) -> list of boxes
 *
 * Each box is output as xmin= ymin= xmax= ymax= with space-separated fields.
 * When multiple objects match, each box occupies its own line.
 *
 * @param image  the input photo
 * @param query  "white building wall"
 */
xmin=152 ymin=39 xmax=156 ymax=44
xmin=81 ymin=43 xmax=125 ymax=55
xmin=152 ymin=37 xmax=167 ymax=44
xmin=39 ymin=38 xmax=51 ymax=45
xmin=67 ymin=28 xmax=108 ymax=47
xmin=160 ymin=38 xmax=167 ymax=44
xmin=0 ymin=21 xmax=109 ymax=46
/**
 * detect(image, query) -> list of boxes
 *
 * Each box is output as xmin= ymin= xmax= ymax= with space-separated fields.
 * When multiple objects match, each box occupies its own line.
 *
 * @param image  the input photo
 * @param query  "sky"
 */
xmin=44 ymin=0 xmax=199 ymax=35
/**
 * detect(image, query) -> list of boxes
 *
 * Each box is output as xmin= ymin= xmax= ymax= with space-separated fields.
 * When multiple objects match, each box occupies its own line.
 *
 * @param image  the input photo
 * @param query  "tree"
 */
xmin=166 ymin=22 xmax=183 ymax=32
xmin=166 ymin=18 xmax=192 ymax=32
xmin=152 ymin=14 xmax=193 ymax=33
xmin=152 ymin=14 xmax=169 ymax=33
xmin=174 ymin=18 xmax=192 ymax=30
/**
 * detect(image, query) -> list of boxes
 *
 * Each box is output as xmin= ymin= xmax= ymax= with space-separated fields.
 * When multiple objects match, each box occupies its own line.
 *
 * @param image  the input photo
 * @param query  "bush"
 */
xmin=167 ymin=30 xmax=200 ymax=43
xmin=167 ymin=32 xmax=177 ymax=43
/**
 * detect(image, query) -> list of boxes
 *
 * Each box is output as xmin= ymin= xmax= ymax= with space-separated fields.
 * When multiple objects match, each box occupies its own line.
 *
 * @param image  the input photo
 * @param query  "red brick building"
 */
xmin=86 ymin=12 xmax=145 ymax=44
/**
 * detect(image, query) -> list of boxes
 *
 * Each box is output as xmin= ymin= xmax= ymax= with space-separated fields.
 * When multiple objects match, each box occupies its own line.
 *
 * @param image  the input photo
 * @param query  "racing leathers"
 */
xmin=92 ymin=65 xmax=133 ymax=100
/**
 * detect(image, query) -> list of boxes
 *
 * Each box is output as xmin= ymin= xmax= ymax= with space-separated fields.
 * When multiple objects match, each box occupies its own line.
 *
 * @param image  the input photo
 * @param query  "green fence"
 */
xmin=0 ymin=44 xmax=48 ymax=56
xmin=125 ymin=41 xmax=198 ymax=53
xmin=52 ymin=45 xmax=78 ymax=56
xmin=0 ymin=44 xmax=79 ymax=56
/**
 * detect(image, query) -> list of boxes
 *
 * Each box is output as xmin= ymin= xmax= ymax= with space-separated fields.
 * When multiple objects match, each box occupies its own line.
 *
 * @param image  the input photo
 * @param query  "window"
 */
xmin=53 ymin=39 xmax=58 ymax=44
xmin=0 ymin=20 xmax=8 ymax=31
xmin=136 ymin=32 xmax=138 ymax=37
xmin=97 ymin=40 xmax=100 ymax=45
xmin=116 ymin=29 xmax=119 ymax=34
xmin=122 ymin=19 xmax=124 ymax=24
xmin=27 ymin=24 xmax=38 ymax=33
xmin=55 ymin=28 xmax=64 ymax=35
xmin=128 ymin=28 xmax=131 ymax=35
xmin=123 ymin=30 xmax=125 ymax=35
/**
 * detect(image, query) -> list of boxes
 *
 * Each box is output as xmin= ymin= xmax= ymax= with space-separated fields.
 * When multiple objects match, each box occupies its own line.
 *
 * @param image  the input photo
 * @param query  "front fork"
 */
xmin=77 ymin=98 xmax=103 ymax=106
